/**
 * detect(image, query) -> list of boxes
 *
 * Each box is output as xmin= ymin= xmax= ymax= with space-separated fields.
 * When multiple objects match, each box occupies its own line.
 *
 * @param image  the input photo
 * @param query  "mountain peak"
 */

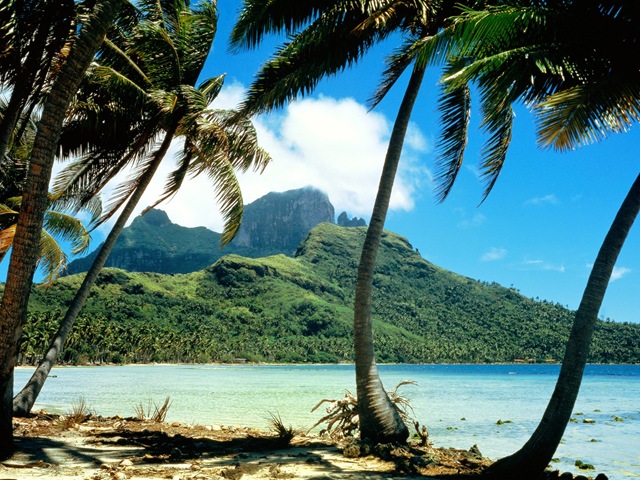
xmin=66 ymin=187 xmax=352 ymax=275
xmin=135 ymin=209 xmax=172 ymax=228
xmin=231 ymin=187 xmax=335 ymax=254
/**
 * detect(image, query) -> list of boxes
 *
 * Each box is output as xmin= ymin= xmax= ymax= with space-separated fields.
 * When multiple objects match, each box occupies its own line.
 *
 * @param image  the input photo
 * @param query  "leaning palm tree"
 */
xmin=230 ymin=0 xmax=479 ymax=443
xmin=0 ymin=0 xmax=123 ymax=454
xmin=428 ymin=2 xmax=640 ymax=477
xmin=11 ymin=0 xmax=270 ymax=416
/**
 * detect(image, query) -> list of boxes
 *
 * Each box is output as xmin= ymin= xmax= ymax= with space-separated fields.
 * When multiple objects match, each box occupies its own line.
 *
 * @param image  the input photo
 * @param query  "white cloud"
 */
xmin=91 ymin=86 xmax=432 ymax=235
xmin=481 ymin=247 xmax=507 ymax=262
xmin=525 ymin=194 xmax=558 ymax=206
xmin=610 ymin=266 xmax=631 ymax=282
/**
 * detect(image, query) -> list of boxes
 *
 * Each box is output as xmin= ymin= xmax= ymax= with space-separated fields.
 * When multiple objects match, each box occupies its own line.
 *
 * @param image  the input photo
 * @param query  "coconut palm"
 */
xmin=427 ymin=2 xmax=640 ymax=476
xmin=230 ymin=0 xmax=479 ymax=443
xmin=12 ymin=0 xmax=270 ymax=416
xmin=1 ymin=96 xmax=101 ymax=284
xmin=0 ymin=0 xmax=124 ymax=456
xmin=0 ymin=195 xmax=99 ymax=283
xmin=0 ymin=0 xmax=76 ymax=162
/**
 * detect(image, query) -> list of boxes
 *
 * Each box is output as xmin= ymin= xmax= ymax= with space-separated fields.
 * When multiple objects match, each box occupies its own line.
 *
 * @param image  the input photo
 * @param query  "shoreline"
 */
xmin=16 ymin=360 xmax=640 ymax=369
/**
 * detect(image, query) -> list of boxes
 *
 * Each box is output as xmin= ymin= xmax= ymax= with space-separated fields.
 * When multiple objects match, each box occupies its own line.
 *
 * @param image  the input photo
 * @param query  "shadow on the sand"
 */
xmin=7 ymin=430 xmax=486 ymax=479
xmin=89 ymin=429 xmax=486 ymax=479
xmin=9 ymin=434 xmax=141 ymax=466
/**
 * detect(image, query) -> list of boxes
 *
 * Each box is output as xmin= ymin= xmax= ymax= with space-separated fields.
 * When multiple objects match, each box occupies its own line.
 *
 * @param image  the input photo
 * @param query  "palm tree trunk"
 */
xmin=0 ymin=0 xmax=121 ymax=456
xmin=485 ymin=172 xmax=640 ymax=479
xmin=355 ymin=64 xmax=425 ymax=444
xmin=12 ymin=126 xmax=176 ymax=417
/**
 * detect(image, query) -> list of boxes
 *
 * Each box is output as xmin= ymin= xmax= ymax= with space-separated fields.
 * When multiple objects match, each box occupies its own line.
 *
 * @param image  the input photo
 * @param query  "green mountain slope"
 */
xmin=65 ymin=188 xmax=338 ymax=275
xmin=19 ymin=223 xmax=640 ymax=365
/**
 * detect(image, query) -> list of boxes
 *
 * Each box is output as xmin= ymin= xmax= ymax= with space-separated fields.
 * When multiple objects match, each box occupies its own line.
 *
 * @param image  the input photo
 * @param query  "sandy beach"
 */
xmin=2 ymin=412 xmax=493 ymax=480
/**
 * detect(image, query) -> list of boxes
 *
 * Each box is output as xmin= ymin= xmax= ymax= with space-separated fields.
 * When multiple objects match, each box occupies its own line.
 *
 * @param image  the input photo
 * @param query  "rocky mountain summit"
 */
xmin=65 ymin=187 xmax=366 ymax=275
xmin=232 ymin=188 xmax=336 ymax=256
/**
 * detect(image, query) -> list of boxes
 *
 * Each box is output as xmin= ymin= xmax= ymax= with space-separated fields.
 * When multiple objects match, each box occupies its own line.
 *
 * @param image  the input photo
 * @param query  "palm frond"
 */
xmin=229 ymin=0 xmax=338 ymax=51
xmin=199 ymin=73 xmax=226 ymax=104
xmin=90 ymin=65 xmax=150 ymax=110
xmin=99 ymin=150 xmax=161 ymax=224
xmin=133 ymin=21 xmax=182 ymax=89
xmin=369 ymin=36 xmax=416 ymax=109
xmin=142 ymin=143 xmax=195 ymax=212
xmin=478 ymin=99 xmax=514 ymax=202
xmin=0 ymin=198 xmax=20 ymax=211
xmin=433 ymin=80 xmax=471 ymax=202
xmin=217 ymin=112 xmax=271 ymax=173
xmin=444 ymin=4 xmax=553 ymax=60
xmin=54 ymin=125 xmax=160 ymax=206
xmin=176 ymin=1 xmax=218 ymax=85
xmin=177 ymin=84 xmax=209 ymax=117
xmin=237 ymin=4 xmax=388 ymax=117
xmin=37 ymin=228 xmax=67 ymax=285
xmin=43 ymin=210 xmax=92 ymax=255
xmin=192 ymin=149 xmax=244 ymax=247
xmin=535 ymin=76 xmax=640 ymax=151
xmin=99 ymin=38 xmax=151 ymax=88
xmin=0 ymin=224 xmax=17 ymax=255
xmin=49 ymin=193 xmax=103 ymax=229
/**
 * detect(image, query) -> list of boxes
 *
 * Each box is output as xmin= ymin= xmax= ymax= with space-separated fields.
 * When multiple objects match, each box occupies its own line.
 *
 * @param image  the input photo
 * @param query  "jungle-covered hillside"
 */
xmin=15 ymin=223 xmax=640 ymax=365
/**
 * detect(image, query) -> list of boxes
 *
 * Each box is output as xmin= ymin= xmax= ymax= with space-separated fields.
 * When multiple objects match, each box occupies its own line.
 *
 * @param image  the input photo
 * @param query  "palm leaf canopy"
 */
xmin=0 ymin=195 xmax=97 ymax=283
xmin=430 ymin=1 xmax=640 ymax=199
xmin=231 ymin=0 xmax=497 ymax=203
xmin=230 ymin=0 xmax=443 ymax=117
xmin=55 ymin=0 xmax=270 ymax=245
xmin=0 ymin=0 xmax=75 ymax=87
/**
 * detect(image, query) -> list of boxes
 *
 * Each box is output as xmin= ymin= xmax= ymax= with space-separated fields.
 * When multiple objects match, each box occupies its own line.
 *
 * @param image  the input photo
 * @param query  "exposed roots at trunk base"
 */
xmin=340 ymin=440 xmax=611 ymax=480
xmin=341 ymin=438 xmax=491 ymax=476
xmin=309 ymin=380 xmax=422 ymax=443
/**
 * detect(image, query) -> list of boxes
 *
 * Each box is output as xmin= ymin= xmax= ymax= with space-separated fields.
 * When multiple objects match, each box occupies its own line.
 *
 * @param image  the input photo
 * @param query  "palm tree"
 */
xmin=1 ymin=97 xmax=101 ymax=284
xmin=0 ymin=0 xmax=76 ymax=161
xmin=0 ymin=195 xmax=99 ymax=283
xmin=230 ymin=0 xmax=474 ymax=443
xmin=12 ymin=0 xmax=270 ymax=416
xmin=0 ymin=0 xmax=123 ymax=455
xmin=427 ymin=2 xmax=640 ymax=476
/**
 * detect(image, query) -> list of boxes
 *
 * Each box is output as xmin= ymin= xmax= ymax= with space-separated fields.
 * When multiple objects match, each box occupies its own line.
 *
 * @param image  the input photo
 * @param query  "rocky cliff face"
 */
xmin=66 ymin=187 xmax=363 ymax=275
xmin=337 ymin=211 xmax=367 ymax=227
xmin=231 ymin=187 xmax=335 ymax=255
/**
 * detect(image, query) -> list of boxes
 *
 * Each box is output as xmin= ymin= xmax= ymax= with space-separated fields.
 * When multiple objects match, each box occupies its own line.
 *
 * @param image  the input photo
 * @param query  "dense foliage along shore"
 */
xmin=8 ymin=224 xmax=640 ymax=365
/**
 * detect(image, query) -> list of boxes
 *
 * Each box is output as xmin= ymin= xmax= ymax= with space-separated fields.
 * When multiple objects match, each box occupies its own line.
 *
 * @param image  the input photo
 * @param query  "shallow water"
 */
xmin=15 ymin=363 xmax=640 ymax=478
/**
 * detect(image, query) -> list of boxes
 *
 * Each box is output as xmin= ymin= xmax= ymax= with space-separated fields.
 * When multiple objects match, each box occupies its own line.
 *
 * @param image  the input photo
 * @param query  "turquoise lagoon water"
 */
xmin=15 ymin=364 xmax=640 ymax=478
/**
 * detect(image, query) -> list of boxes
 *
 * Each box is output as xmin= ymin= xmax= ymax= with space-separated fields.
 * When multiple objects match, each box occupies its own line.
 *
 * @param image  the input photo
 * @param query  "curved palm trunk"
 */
xmin=12 ymin=127 xmax=176 ymax=417
xmin=486 ymin=172 xmax=640 ymax=479
xmin=0 ymin=0 xmax=121 ymax=456
xmin=355 ymin=65 xmax=425 ymax=444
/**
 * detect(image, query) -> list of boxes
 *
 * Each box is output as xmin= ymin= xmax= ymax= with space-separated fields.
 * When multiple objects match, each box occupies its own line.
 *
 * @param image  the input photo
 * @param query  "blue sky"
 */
xmin=4 ymin=0 xmax=640 ymax=324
